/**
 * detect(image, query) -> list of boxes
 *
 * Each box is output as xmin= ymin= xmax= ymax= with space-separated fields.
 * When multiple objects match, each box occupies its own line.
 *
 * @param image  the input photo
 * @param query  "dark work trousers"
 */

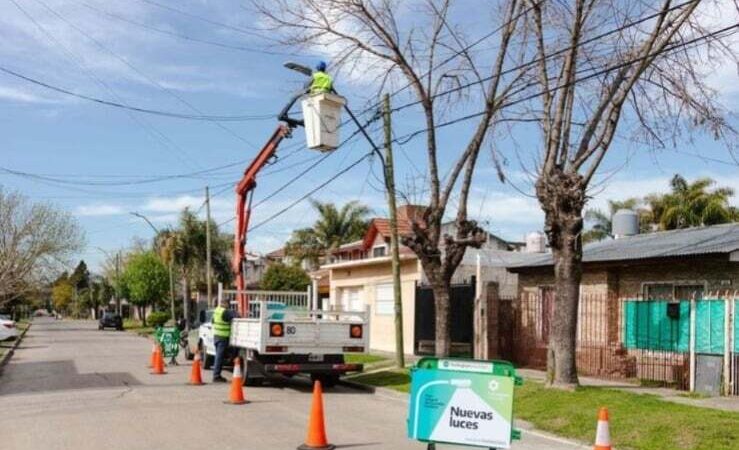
xmin=213 ymin=337 xmax=229 ymax=380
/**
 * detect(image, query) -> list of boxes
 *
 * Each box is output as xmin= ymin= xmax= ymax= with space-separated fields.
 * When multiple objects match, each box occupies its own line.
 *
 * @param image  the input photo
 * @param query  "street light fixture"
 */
xmin=129 ymin=212 xmax=177 ymax=324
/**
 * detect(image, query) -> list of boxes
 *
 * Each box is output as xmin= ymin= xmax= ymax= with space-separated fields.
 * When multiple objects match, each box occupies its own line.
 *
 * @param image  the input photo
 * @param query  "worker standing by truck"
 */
xmin=212 ymin=298 xmax=235 ymax=383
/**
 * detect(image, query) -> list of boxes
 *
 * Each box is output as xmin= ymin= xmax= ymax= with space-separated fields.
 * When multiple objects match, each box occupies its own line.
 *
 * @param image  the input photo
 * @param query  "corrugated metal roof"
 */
xmin=510 ymin=223 xmax=739 ymax=269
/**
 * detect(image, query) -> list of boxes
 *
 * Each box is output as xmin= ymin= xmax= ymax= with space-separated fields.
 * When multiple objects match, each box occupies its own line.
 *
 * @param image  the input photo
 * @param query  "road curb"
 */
xmin=0 ymin=321 xmax=32 ymax=375
xmin=342 ymin=378 xmax=590 ymax=449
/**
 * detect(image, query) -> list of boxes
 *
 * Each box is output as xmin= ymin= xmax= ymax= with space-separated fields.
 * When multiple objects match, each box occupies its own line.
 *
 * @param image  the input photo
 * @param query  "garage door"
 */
xmin=340 ymin=287 xmax=364 ymax=312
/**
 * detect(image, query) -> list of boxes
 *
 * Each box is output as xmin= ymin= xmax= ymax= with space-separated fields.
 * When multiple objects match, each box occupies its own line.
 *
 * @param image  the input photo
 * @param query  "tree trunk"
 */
xmin=140 ymin=305 xmax=147 ymax=327
xmin=431 ymin=280 xmax=451 ymax=357
xmin=182 ymin=275 xmax=190 ymax=329
xmin=537 ymin=169 xmax=585 ymax=388
xmin=549 ymin=231 xmax=582 ymax=387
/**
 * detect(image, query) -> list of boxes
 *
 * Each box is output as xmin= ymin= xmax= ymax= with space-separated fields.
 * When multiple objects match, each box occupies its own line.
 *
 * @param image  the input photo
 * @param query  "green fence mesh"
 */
xmin=622 ymin=299 xmax=736 ymax=355
xmin=622 ymin=300 xmax=690 ymax=352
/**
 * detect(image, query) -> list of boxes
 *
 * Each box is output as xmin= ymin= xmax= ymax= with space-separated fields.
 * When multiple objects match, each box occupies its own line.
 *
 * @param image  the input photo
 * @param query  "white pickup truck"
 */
xmin=189 ymin=289 xmax=369 ymax=387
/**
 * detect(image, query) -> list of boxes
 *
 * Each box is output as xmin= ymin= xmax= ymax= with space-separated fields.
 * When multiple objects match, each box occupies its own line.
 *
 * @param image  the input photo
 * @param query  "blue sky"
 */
xmin=1 ymin=0 xmax=737 ymax=273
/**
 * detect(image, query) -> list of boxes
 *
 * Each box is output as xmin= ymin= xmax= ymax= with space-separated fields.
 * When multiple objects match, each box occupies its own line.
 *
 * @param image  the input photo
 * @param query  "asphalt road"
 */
xmin=0 ymin=318 xmax=586 ymax=450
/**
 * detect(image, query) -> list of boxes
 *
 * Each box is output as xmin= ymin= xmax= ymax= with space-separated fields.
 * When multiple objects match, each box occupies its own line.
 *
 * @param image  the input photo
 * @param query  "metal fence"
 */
xmin=502 ymin=292 xmax=738 ymax=395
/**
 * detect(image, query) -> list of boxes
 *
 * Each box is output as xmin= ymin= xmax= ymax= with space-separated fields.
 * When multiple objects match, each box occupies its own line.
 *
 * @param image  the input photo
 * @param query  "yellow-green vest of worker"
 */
xmin=213 ymin=306 xmax=231 ymax=338
xmin=310 ymin=71 xmax=333 ymax=94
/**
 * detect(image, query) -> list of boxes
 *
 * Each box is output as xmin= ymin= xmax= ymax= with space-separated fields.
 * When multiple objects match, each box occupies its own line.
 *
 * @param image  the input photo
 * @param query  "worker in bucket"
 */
xmin=212 ymin=297 xmax=236 ymax=383
xmin=310 ymin=61 xmax=333 ymax=94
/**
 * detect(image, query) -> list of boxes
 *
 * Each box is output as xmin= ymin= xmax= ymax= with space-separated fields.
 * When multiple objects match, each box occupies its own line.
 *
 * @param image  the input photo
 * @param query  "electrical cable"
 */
xmin=389 ymin=23 xmax=739 ymax=147
xmin=75 ymin=0 xmax=298 ymax=57
xmin=0 ymin=65 xmax=276 ymax=122
xmin=34 ymin=0 xmax=259 ymax=150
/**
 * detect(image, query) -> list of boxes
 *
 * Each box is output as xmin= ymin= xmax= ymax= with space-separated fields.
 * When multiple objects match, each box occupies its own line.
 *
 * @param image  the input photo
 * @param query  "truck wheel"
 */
xmin=183 ymin=343 xmax=194 ymax=361
xmin=203 ymin=353 xmax=214 ymax=370
xmin=241 ymin=356 xmax=264 ymax=387
xmin=199 ymin=342 xmax=214 ymax=370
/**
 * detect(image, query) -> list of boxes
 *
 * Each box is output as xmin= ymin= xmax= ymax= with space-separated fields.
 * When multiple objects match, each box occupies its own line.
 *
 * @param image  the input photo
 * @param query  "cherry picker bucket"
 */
xmin=301 ymin=93 xmax=346 ymax=151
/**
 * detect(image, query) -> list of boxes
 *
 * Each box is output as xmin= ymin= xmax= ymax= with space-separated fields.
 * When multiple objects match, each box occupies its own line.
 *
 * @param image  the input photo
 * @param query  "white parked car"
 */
xmin=0 ymin=314 xmax=19 ymax=341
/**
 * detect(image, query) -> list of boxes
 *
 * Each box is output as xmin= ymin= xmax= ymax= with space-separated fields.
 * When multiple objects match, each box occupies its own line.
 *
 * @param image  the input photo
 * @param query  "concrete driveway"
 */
xmin=0 ymin=318 xmax=586 ymax=449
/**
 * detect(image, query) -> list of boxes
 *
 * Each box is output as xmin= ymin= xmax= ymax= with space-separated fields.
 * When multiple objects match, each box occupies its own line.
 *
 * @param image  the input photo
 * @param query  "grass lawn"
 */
xmin=350 ymin=369 xmax=739 ymax=450
xmin=344 ymin=353 xmax=391 ymax=366
xmin=123 ymin=319 xmax=155 ymax=336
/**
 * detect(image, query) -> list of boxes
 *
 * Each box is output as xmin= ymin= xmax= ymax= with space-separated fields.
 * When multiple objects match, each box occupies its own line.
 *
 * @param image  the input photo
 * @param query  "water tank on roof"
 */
xmin=525 ymin=231 xmax=546 ymax=253
xmin=612 ymin=209 xmax=639 ymax=239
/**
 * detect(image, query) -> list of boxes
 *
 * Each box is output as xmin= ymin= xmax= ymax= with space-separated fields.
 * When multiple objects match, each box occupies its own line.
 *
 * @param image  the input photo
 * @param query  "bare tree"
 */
xmin=251 ymin=0 xmax=531 ymax=356
xmin=0 ymin=187 xmax=85 ymax=307
xmin=517 ymin=0 xmax=737 ymax=387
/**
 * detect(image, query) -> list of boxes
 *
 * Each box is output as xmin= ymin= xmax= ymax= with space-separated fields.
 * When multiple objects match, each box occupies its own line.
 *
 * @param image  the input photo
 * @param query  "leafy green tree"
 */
xmin=286 ymin=200 xmax=369 ymax=266
xmin=122 ymin=252 xmax=169 ymax=327
xmin=52 ymin=277 xmax=74 ymax=314
xmin=261 ymin=263 xmax=310 ymax=291
xmin=646 ymin=175 xmax=738 ymax=230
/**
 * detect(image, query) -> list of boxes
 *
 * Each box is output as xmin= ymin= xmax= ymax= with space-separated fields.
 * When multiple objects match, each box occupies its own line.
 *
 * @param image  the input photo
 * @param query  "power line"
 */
xmin=0 ymin=65 xmax=276 ymax=122
xmin=6 ymin=0 xmax=204 ymax=170
xmin=35 ymin=0 xmax=258 ymax=150
xmin=247 ymin=151 xmax=374 ymax=232
xmin=390 ymin=23 xmax=739 ymax=146
xmin=76 ymin=0 xmax=297 ymax=57
xmin=135 ymin=0 xmax=268 ymax=39
xmin=388 ymin=0 xmax=702 ymax=116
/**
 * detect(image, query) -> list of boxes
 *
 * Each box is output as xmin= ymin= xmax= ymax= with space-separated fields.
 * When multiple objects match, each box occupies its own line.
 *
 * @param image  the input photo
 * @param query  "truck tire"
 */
xmin=183 ymin=342 xmax=194 ymax=361
xmin=199 ymin=341 xmax=214 ymax=370
xmin=241 ymin=353 xmax=265 ymax=387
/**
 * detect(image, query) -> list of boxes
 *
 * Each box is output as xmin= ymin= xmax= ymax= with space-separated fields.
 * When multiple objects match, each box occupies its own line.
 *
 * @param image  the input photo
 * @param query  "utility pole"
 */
xmin=383 ymin=93 xmax=405 ymax=368
xmin=205 ymin=186 xmax=213 ymax=308
xmin=115 ymin=251 xmax=121 ymax=316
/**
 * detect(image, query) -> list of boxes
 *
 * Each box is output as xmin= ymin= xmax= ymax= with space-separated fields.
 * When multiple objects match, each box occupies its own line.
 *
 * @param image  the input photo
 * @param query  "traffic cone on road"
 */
xmin=151 ymin=345 xmax=166 ymax=375
xmin=148 ymin=343 xmax=157 ymax=368
xmin=188 ymin=352 xmax=204 ymax=385
xmin=594 ymin=407 xmax=612 ymax=450
xmin=297 ymin=380 xmax=335 ymax=450
xmin=224 ymin=357 xmax=247 ymax=405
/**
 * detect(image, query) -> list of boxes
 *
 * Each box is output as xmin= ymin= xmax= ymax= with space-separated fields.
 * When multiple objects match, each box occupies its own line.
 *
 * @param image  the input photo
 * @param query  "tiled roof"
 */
xmin=509 ymin=223 xmax=739 ymax=269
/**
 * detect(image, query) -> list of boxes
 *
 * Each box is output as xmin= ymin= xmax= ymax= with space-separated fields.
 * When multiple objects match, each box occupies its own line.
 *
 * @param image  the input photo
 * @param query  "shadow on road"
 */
xmin=0 ymin=360 xmax=141 ymax=395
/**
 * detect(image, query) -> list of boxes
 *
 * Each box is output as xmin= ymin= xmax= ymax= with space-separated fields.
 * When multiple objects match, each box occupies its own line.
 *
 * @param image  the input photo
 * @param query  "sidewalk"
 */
xmin=518 ymin=368 xmax=739 ymax=413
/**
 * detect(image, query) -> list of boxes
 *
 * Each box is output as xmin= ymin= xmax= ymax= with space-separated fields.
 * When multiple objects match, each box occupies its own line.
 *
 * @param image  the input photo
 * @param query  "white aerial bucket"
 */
xmin=301 ymin=92 xmax=346 ymax=152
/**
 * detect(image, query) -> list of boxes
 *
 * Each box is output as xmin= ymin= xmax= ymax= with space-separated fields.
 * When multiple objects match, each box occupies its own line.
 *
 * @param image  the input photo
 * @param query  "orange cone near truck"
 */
xmin=298 ymin=380 xmax=334 ymax=450
xmin=225 ymin=358 xmax=248 ymax=405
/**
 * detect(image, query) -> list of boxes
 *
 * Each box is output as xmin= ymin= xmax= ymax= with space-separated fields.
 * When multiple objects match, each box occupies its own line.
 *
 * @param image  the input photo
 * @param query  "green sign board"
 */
xmin=407 ymin=358 xmax=522 ymax=449
xmin=155 ymin=327 xmax=180 ymax=359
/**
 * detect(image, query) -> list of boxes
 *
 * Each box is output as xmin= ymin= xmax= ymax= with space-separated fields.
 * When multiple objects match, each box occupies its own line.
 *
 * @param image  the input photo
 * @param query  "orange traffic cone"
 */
xmin=151 ymin=345 xmax=166 ymax=375
xmin=224 ymin=357 xmax=248 ymax=405
xmin=188 ymin=352 xmax=204 ymax=385
xmin=298 ymin=380 xmax=335 ymax=450
xmin=148 ymin=343 xmax=157 ymax=368
xmin=594 ymin=407 xmax=612 ymax=450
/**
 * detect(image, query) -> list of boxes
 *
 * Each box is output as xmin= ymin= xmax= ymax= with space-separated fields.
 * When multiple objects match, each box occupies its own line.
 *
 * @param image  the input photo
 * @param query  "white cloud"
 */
xmin=0 ymin=85 xmax=57 ymax=104
xmin=75 ymin=203 xmax=125 ymax=216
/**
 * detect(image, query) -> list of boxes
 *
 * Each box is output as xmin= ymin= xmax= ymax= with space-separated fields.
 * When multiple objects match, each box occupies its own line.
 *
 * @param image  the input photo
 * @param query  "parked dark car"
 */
xmin=99 ymin=312 xmax=123 ymax=331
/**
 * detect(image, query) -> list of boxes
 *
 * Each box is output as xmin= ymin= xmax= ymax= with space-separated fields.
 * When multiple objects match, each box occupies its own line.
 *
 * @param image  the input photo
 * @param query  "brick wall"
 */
xmin=516 ymin=256 xmax=738 ymax=298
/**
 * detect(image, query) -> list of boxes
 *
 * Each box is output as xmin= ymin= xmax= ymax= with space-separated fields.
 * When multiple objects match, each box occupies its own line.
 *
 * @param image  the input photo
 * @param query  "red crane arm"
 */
xmin=232 ymin=124 xmax=292 ymax=314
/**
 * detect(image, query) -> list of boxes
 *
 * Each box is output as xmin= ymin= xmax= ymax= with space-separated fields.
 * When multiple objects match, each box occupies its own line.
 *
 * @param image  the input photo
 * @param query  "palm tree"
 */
xmin=648 ymin=175 xmax=738 ymax=230
xmin=286 ymin=200 xmax=370 ymax=266
xmin=169 ymin=209 xmax=207 ymax=327
xmin=154 ymin=227 xmax=178 ymax=322
xmin=583 ymin=198 xmax=641 ymax=243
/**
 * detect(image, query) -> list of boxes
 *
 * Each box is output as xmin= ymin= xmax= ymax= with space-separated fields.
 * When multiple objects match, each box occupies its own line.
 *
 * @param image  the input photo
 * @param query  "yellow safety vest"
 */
xmin=213 ymin=306 xmax=230 ymax=338
xmin=310 ymin=71 xmax=333 ymax=94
